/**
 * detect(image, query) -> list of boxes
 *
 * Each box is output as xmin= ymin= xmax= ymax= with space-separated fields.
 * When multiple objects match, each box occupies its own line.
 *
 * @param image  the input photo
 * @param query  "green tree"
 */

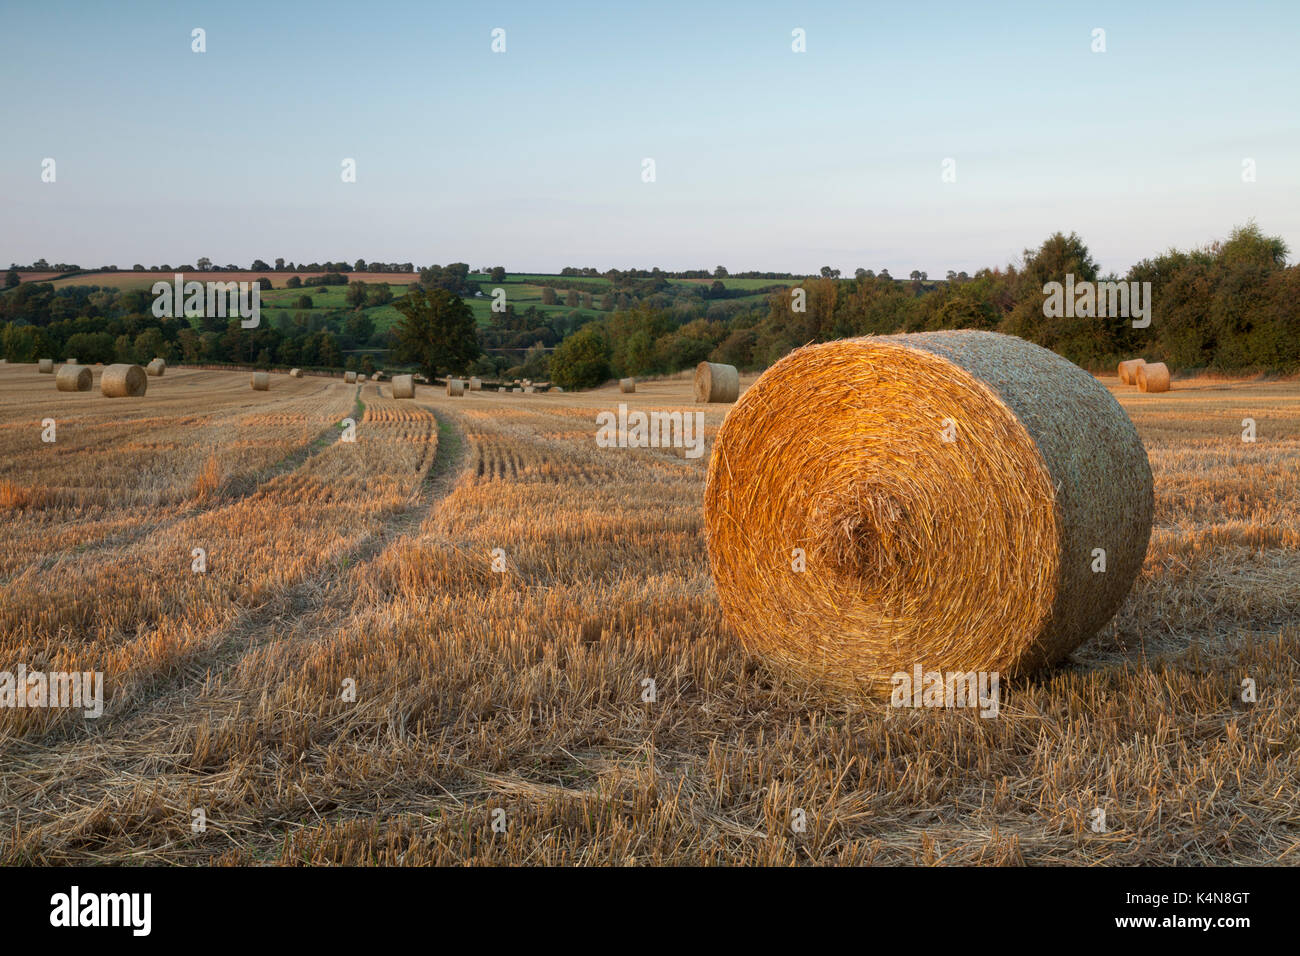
xmin=550 ymin=326 xmax=611 ymax=389
xmin=4 ymin=269 xmax=18 ymax=289
xmin=391 ymin=287 xmax=480 ymax=379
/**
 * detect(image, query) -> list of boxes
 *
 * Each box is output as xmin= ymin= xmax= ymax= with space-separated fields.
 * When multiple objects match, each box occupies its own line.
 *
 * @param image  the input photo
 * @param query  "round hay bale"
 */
xmin=524 ymin=385 xmax=536 ymax=394
xmin=250 ymin=371 xmax=270 ymax=391
xmin=38 ymin=359 xmax=54 ymax=374
xmin=498 ymin=386 xmax=508 ymax=392
xmin=65 ymin=358 xmax=78 ymax=365
xmin=446 ymin=378 xmax=465 ymax=396
xmin=1136 ymin=362 xmax=1170 ymax=393
xmin=101 ymin=363 xmax=147 ymax=398
xmin=703 ymin=330 xmax=1154 ymax=695
xmin=468 ymin=377 xmax=482 ymax=391
xmin=146 ymin=358 xmax=166 ymax=376
xmin=55 ymin=364 xmax=92 ymax=392
xmin=1117 ymin=358 xmax=1145 ymax=385
xmin=552 ymin=386 xmax=564 ymax=393
xmin=513 ymin=387 xmax=523 ymax=393
xmin=694 ymin=362 xmax=739 ymax=403
xmin=391 ymin=374 xmax=415 ymax=399
xmin=344 ymin=371 xmax=358 ymax=384
xmin=289 ymin=368 xmax=303 ymax=378
xmin=619 ymin=377 xmax=636 ymax=393
xmin=358 ymin=374 xmax=367 ymax=382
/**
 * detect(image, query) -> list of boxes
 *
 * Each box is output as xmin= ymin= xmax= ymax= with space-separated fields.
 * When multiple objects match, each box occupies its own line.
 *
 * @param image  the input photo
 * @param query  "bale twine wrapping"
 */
xmin=703 ymin=330 xmax=1154 ymax=695
xmin=146 ymin=358 xmax=166 ymax=376
xmin=251 ymin=371 xmax=269 ymax=391
xmin=1117 ymin=358 xmax=1145 ymax=385
xmin=38 ymin=359 xmax=54 ymax=373
xmin=289 ymin=368 xmax=303 ymax=378
xmin=56 ymin=364 xmax=92 ymax=392
xmin=391 ymin=374 xmax=415 ymax=399
xmin=619 ymin=378 xmax=636 ymax=393
xmin=695 ymin=362 xmax=740 ymax=403
xmin=1136 ymin=362 xmax=1170 ymax=393
xmin=446 ymin=378 xmax=465 ymax=396
xmin=344 ymin=371 xmax=357 ymax=384
xmin=468 ymin=377 xmax=482 ymax=391
xmin=101 ymin=364 xmax=147 ymax=398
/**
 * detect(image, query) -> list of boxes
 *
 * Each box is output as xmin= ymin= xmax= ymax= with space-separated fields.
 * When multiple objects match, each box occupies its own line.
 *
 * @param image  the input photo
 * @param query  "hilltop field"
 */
xmin=0 ymin=364 xmax=1297 ymax=864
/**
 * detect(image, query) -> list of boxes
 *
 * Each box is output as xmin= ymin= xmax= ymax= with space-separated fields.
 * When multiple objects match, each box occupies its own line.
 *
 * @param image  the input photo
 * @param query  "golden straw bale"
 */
xmin=38 ymin=359 xmax=54 ymax=373
xmin=619 ymin=378 xmax=636 ymax=393
xmin=101 ymin=364 xmax=147 ymax=397
xmin=289 ymin=368 xmax=302 ymax=378
xmin=1136 ymin=362 xmax=1170 ymax=393
xmin=391 ymin=374 xmax=415 ymax=399
xmin=344 ymin=371 xmax=357 ymax=383
xmin=1117 ymin=358 xmax=1145 ymax=385
xmin=250 ymin=371 xmax=269 ymax=390
xmin=447 ymin=378 xmax=465 ymax=396
xmin=146 ymin=358 xmax=166 ymax=376
xmin=56 ymin=364 xmax=92 ymax=392
xmin=695 ymin=362 xmax=740 ymax=403
xmin=468 ymin=377 xmax=482 ymax=391
xmin=703 ymin=330 xmax=1154 ymax=695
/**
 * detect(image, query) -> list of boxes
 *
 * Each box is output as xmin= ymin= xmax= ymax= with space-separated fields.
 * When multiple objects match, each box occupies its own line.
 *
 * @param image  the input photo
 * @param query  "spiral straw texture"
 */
xmin=704 ymin=331 xmax=1154 ymax=694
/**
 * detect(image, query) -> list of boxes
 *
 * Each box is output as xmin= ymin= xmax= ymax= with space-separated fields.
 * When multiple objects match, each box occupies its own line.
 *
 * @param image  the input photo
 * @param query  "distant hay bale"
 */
xmin=65 ymin=358 xmax=78 ymax=365
xmin=1136 ymin=362 xmax=1170 ymax=393
xmin=468 ymin=376 xmax=482 ymax=391
xmin=392 ymin=374 xmax=415 ymax=399
xmin=703 ymin=330 xmax=1154 ymax=695
xmin=524 ymin=385 xmax=536 ymax=394
xmin=552 ymin=386 xmax=564 ymax=393
xmin=289 ymin=368 xmax=303 ymax=378
xmin=38 ymin=359 xmax=53 ymax=374
xmin=694 ymin=362 xmax=739 ymax=403
xmin=619 ymin=377 xmax=636 ymax=393
xmin=344 ymin=371 xmax=357 ymax=384
xmin=1117 ymin=358 xmax=1146 ymax=385
xmin=250 ymin=371 xmax=269 ymax=391
xmin=55 ymin=364 xmax=92 ymax=392
xmin=359 ymin=374 xmax=367 ymax=382
xmin=373 ymin=371 xmax=383 ymax=381
xmin=101 ymin=363 xmax=147 ymax=398
xmin=513 ymin=387 xmax=523 ymax=393
xmin=146 ymin=358 xmax=166 ymax=376
xmin=446 ymin=378 xmax=465 ymax=396
xmin=499 ymin=386 xmax=508 ymax=392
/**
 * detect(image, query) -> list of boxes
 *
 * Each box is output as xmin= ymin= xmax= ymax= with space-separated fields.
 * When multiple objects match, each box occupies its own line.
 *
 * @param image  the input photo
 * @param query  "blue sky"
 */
xmin=2 ymin=0 xmax=1297 ymax=275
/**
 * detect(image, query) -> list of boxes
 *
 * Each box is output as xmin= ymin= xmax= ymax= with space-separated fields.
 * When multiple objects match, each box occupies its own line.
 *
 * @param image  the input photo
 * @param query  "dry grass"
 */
xmin=0 ymin=366 xmax=1296 ymax=865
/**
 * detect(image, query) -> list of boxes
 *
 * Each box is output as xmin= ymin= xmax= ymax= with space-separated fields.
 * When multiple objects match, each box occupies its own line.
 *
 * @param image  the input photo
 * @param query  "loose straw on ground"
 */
xmin=1136 ymin=362 xmax=1170 ymax=393
xmin=703 ymin=330 xmax=1154 ymax=695
xmin=101 ymin=364 xmax=147 ymax=397
xmin=695 ymin=362 xmax=739 ymax=403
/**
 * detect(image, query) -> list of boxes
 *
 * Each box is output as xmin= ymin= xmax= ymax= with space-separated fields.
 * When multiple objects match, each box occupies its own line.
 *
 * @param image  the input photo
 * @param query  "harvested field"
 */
xmin=0 ymin=365 xmax=1297 ymax=865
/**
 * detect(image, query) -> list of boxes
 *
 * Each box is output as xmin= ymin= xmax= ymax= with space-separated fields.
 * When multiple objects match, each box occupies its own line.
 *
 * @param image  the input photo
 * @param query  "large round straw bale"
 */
xmin=289 ymin=368 xmax=302 ymax=378
xmin=392 ymin=374 xmax=415 ymax=399
xmin=446 ymin=378 xmax=465 ymax=396
xmin=468 ymin=376 xmax=482 ymax=391
xmin=619 ymin=377 xmax=636 ymax=393
xmin=250 ymin=371 xmax=269 ymax=391
xmin=56 ymin=364 xmax=92 ymax=392
xmin=1136 ymin=362 xmax=1170 ymax=393
xmin=146 ymin=358 xmax=166 ymax=376
xmin=1117 ymin=358 xmax=1145 ymax=385
xmin=38 ymin=359 xmax=54 ymax=373
xmin=703 ymin=330 xmax=1154 ymax=695
xmin=695 ymin=362 xmax=740 ymax=403
xmin=101 ymin=363 xmax=147 ymax=397
xmin=344 ymin=371 xmax=357 ymax=384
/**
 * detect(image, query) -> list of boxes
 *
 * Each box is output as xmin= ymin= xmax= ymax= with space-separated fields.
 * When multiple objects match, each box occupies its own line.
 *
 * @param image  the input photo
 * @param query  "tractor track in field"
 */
xmin=0 ymin=404 xmax=472 ymax=823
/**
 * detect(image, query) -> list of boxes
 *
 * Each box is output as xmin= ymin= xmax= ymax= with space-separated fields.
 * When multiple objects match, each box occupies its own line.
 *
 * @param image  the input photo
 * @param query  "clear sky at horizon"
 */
xmin=2 ymin=0 xmax=1297 ymax=276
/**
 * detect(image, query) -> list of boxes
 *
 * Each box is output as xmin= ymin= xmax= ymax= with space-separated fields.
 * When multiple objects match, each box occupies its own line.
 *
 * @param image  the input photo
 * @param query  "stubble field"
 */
xmin=0 ymin=363 xmax=1297 ymax=865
